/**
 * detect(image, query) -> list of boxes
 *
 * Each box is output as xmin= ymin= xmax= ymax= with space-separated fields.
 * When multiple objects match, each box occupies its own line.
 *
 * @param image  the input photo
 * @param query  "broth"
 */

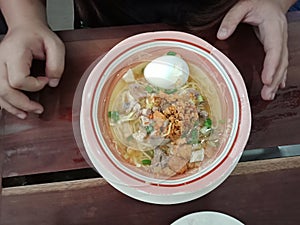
xmin=105 ymin=55 xmax=220 ymax=179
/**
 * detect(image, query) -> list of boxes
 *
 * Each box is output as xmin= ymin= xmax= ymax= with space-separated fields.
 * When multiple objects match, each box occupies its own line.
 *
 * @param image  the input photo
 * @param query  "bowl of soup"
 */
xmin=80 ymin=31 xmax=251 ymax=204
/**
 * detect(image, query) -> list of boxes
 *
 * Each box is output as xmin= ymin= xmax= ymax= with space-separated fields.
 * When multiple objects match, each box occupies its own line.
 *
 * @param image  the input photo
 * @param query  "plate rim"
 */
xmin=171 ymin=211 xmax=245 ymax=225
xmin=79 ymin=30 xmax=251 ymax=204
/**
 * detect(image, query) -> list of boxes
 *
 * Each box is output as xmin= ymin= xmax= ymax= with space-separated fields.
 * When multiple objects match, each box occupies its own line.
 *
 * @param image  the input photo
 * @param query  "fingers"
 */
xmin=0 ymin=90 xmax=44 ymax=119
xmin=261 ymin=46 xmax=288 ymax=100
xmin=260 ymin=21 xmax=286 ymax=85
xmin=218 ymin=0 xmax=289 ymax=101
xmin=0 ymin=25 xmax=65 ymax=119
xmin=8 ymin=71 xmax=49 ymax=92
xmin=280 ymin=70 xmax=287 ymax=89
xmin=6 ymin=33 xmax=65 ymax=91
xmin=6 ymin=34 xmax=65 ymax=91
xmin=260 ymin=19 xmax=288 ymax=100
xmin=0 ymin=99 xmax=27 ymax=119
xmin=0 ymin=63 xmax=44 ymax=119
xmin=6 ymin=48 xmax=49 ymax=92
xmin=217 ymin=1 xmax=251 ymax=40
xmin=44 ymin=36 xmax=65 ymax=87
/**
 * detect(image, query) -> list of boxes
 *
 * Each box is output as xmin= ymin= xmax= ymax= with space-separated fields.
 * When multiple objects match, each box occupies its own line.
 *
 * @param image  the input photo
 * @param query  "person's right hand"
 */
xmin=0 ymin=22 xmax=65 ymax=119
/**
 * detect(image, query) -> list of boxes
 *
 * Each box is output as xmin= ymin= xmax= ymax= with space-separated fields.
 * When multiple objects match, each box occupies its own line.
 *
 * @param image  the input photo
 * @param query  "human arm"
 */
xmin=0 ymin=0 xmax=65 ymax=119
xmin=217 ymin=0 xmax=296 ymax=100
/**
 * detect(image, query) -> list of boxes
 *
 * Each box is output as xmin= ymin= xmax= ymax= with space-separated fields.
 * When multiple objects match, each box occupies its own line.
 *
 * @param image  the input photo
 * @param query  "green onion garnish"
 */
xmin=204 ymin=118 xmax=212 ymax=129
xmin=145 ymin=125 xmax=154 ymax=134
xmin=197 ymin=95 xmax=204 ymax=103
xmin=145 ymin=85 xmax=154 ymax=93
xmin=141 ymin=159 xmax=151 ymax=165
xmin=166 ymin=51 xmax=177 ymax=56
xmin=188 ymin=128 xmax=199 ymax=144
xmin=108 ymin=111 xmax=120 ymax=122
xmin=164 ymin=88 xmax=177 ymax=94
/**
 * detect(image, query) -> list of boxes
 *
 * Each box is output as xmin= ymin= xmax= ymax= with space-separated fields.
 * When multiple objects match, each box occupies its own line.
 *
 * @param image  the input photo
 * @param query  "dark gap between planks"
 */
xmin=2 ymin=145 xmax=299 ymax=188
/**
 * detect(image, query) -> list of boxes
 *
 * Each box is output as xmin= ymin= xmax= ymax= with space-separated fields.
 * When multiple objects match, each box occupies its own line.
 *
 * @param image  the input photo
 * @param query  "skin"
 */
xmin=217 ymin=0 xmax=296 ymax=100
xmin=0 ymin=0 xmax=296 ymax=119
xmin=0 ymin=0 xmax=65 ymax=119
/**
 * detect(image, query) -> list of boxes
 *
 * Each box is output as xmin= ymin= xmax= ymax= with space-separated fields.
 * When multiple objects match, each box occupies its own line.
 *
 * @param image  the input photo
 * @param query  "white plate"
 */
xmin=172 ymin=211 xmax=244 ymax=225
xmin=79 ymin=31 xmax=252 ymax=204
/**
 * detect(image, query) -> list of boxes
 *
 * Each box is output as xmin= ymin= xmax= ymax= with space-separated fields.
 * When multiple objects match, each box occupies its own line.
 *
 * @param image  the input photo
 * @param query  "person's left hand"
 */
xmin=217 ymin=0 xmax=292 ymax=100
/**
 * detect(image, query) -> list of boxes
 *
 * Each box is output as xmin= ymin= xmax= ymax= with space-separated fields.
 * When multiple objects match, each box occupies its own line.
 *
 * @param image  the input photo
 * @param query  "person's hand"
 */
xmin=217 ymin=0 xmax=294 ymax=100
xmin=0 ymin=22 xmax=65 ymax=119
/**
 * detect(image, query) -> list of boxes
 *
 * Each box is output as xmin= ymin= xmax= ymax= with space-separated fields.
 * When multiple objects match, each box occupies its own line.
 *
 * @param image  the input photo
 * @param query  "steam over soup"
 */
xmin=106 ymin=52 xmax=220 ymax=178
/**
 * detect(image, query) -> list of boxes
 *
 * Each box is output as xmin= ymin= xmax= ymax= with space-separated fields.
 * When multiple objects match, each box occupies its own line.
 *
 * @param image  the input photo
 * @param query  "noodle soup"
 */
xmin=81 ymin=31 xmax=249 ymax=203
xmin=104 ymin=52 xmax=224 ymax=179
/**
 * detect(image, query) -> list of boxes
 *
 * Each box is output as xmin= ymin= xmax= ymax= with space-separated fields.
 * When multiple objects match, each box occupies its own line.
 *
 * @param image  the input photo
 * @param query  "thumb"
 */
xmin=44 ymin=35 xmax=65 ymax=87
xmin=217 ymin=1 xmax=251 ymax=40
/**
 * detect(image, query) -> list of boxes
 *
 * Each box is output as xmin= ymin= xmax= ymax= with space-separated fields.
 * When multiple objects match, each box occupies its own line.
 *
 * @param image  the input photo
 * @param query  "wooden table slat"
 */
xmin=1 ymin=17 xmax=300 ymax=177
xmin=1 ymin=11 xmax=300 ymax=225
xmin=2 ymin=158 xmax=300 ymax=225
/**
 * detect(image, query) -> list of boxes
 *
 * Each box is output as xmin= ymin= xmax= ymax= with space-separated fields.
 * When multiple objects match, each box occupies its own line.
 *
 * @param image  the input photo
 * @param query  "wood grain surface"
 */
xmin=0 ymin=11 xmax=300 ymax=225
xmin=1 ymin=157 xmax=300 ymax=225
xmin=1 ymin=19 xmax=299 ymax=177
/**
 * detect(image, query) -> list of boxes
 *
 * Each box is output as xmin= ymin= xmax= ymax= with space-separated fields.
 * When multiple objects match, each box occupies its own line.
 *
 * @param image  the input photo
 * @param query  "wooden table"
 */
xmin=1 ymin=12 xmax=300 ymax=225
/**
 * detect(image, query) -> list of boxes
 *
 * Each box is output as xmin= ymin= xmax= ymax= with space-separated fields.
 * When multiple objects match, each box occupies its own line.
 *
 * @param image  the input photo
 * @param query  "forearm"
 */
xmin=0 ymin=0 xmax=47 ymax=29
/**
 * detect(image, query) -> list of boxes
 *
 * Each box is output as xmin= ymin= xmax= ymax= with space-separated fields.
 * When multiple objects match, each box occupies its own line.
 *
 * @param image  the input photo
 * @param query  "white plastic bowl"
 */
xmin=80 ymin=31 xmax=251 ymax=204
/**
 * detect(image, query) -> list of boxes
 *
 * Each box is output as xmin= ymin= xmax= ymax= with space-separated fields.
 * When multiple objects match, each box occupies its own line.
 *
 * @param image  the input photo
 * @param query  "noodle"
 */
xmin=106 ymin=54 xmax=219 ymax=178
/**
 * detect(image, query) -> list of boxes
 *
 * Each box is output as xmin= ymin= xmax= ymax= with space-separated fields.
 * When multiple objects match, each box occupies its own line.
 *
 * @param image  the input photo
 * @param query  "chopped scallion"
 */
xmin=141 ymin=159 xmax=151 ymax=165
xmin=197 ymin=95 xmax=204 ymax=103
xmin=204 ymin=118 xmax=212 ymax=128
xmin=108 ymin=111 xmax=120 ymax=122
xmin=145 ymin=85 xmax=155 ymax=93
xmin=166 ymin=51 xmax=177 ymax=56
xmin=145 ymin=125 xmax=154 ymax=134
xmin=164 ymin=88 xmax=177 ymax=94
xmin=188 ymin=129 xmax=199 ymax=144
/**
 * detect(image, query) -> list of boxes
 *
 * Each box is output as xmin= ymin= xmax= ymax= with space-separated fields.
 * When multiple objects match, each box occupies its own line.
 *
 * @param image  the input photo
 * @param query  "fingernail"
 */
xmin=217 ymin=28 xmax=227 ymax=39
xmin=49 ymin=79 xmax=60 ymax=87
xmin=271 ymin=93 xmax=275 ymax=100
xmin=17 ymin=113 xmax=27 ymax=119
xmin=34 ymin=109 xmax=43 ymax=114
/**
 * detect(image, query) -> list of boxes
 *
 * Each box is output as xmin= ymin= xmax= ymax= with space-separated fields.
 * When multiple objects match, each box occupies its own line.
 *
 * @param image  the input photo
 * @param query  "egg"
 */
xmin=144 ymin=55 xmax=189 ymax=89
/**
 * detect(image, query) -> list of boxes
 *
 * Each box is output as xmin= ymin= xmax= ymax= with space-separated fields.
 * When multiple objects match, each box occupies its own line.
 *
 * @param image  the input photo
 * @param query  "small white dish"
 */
xmin=171 ymin=211 xmax=244 ymax=225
